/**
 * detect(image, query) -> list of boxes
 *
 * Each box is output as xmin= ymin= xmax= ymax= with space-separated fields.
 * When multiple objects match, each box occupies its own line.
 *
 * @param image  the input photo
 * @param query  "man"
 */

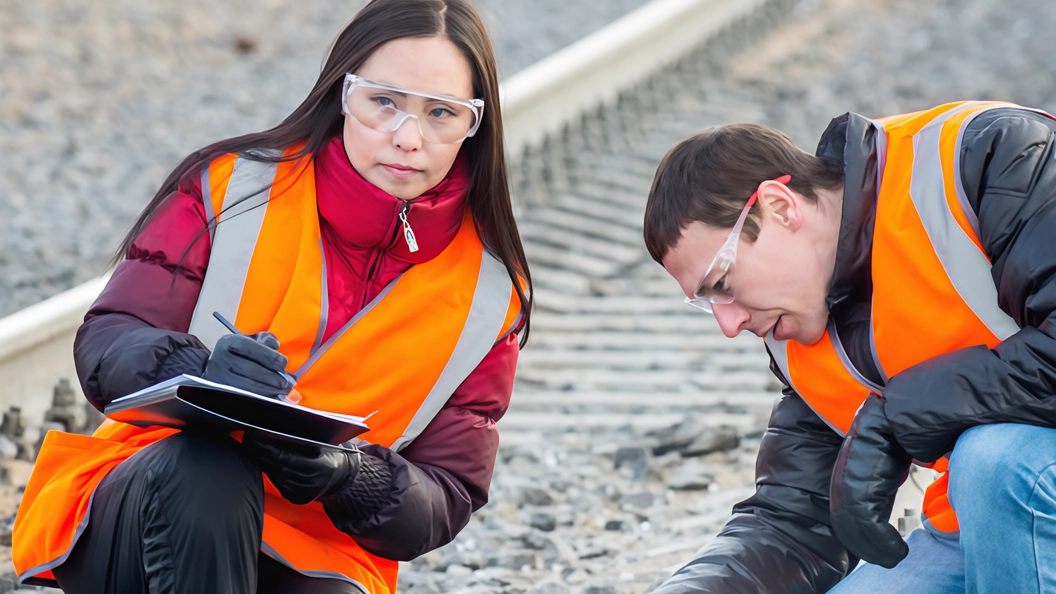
xmin=642 ymin=101 xmax=1056 ymax=593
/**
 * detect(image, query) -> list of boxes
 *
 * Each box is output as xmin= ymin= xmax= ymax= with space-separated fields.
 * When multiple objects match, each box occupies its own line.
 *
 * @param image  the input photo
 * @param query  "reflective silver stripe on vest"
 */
xmin=260 ymin=543 xmax=370 ymax=594
xmin=292 ymin=275 xmax=401 ymax=379
xmin=309 ymin=237 xmax=330 ymax=357
xmin=910 ymin=103 xmax=1020 ymax=342
xmin=188 ymin=155 xmax=280 ymax=350
xmin=764 ymin=332 xmax=847 ymax=437
xmin=827 ymin=319 xmax=884 ymax=393
xmin=17 ymin=437 xmax=165 ymax=583
xmin=200 ymin=166 xmax=217 ymax=244
xmin=390 ymin=251 xmax=514 ymax=452
xmin=17 ymin=486 xmax=100 ymax=583
xmin=868 ymin=117 xmax=888 ymax=201
xmin=951 ymin=110 xmax=983 ymax=239
xmin=866 ymin=119 xmax=892 ymax=386
xmin=921 ymin=515 xmax=961 ymax=538
xmin=867 ymin=317 xmax=889 ymax=385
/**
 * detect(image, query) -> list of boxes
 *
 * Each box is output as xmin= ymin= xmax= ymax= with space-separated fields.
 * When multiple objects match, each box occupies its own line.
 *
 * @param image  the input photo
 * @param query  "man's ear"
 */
xmin=757 ymin=180 xmax=803 ymax=231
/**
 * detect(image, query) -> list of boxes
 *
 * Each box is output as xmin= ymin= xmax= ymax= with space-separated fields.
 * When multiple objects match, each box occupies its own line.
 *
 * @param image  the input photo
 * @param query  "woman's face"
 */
xmin=343 ymin=36 xmax=475 ymax=200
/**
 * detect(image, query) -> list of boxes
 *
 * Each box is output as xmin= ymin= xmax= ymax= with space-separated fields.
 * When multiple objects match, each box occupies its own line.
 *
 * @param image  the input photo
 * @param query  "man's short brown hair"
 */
xmin=643 ymin=123 xmax=844 ymax=263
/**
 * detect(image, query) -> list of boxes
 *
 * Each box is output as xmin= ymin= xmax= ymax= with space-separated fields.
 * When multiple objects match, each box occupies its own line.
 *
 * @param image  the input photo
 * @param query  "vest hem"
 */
xmin=260 ymin=543 xmax=372 ymax=594
xmin=17 ymin=485 xmax=101 ymax=585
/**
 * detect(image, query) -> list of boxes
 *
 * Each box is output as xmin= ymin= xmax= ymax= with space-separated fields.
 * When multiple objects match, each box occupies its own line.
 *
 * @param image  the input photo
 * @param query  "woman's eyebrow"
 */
xmin=378 ymin=88 xmax=409 ymax=98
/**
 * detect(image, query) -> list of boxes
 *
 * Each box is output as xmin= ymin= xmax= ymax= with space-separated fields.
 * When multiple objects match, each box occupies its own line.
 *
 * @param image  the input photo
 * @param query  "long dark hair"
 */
xmin=116 ymin=0 xmax=533 ymax=345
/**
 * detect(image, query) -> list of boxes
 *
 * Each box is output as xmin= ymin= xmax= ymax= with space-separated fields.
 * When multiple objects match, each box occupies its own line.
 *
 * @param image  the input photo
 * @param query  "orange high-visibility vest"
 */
xmin=13 ymin=146 xmax=524 ymax=593
xmin=767 ymin=101 xmax=1051 ymax=534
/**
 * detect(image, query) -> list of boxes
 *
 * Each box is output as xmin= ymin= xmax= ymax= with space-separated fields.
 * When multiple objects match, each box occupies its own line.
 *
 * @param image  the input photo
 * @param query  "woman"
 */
xmin=12 ymin=1 xmax=531 ymax=592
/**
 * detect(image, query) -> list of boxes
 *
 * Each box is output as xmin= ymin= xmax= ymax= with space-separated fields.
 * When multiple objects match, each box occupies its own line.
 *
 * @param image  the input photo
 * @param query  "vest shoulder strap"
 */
xmin=189 ymin=150 xmax=286 ymax=349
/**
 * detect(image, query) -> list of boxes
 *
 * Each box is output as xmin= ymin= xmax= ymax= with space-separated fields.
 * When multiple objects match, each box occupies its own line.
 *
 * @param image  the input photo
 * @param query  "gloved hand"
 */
xmin=830 ymin=394 xmax=912 ymax=569
xmin=202 ymin=332 xmax=294 ymax=399
xmin=243 ymin=435 xmax=361 ymax=505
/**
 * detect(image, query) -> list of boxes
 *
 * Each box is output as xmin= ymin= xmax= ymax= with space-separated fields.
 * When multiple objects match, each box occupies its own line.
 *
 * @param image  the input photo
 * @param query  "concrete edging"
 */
xmin=0 ymin=0 xmax=764 ymax=416
xmin=502 ymin=0 xmax=766 ymax=153
xmin=0 ymin=275 xmax=110 ymax=421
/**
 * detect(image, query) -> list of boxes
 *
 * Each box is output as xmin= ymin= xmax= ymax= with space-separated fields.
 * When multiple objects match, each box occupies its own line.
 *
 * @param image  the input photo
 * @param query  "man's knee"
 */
xmin=949 ymin=424 xmax=1016 ymax=481
xmin=948 ymin=424 xmax=1056 ymax=518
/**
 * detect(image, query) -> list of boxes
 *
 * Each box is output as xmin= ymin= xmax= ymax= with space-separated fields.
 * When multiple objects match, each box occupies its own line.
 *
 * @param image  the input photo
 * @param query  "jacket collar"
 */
xmin=314 ymin=135 xmax=470 ymax=263
xmin=816 ymin=112 xmax=882 ymax=311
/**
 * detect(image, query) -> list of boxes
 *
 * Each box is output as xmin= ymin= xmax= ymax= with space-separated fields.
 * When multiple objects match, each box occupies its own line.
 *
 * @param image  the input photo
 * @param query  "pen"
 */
xmin=212 ymin=311 xmax=243 ymax=336
xmin=211 ymin=311 xmax=302 ymax=403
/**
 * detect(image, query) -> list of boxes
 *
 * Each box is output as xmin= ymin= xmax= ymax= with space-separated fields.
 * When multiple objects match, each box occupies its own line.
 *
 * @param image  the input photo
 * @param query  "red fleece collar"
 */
xmin=314 ymin=135 xmax=470 ymax=263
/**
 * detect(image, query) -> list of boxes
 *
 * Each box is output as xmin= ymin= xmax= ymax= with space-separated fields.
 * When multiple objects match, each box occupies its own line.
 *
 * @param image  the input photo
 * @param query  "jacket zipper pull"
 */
xmin=398 ymin=202 xmax=419 ymax=253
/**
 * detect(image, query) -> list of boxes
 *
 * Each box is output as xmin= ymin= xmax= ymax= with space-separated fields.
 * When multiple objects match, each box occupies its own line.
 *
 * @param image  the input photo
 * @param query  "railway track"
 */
xmin=0 ymin=1 xmax=781 ymax=591
xmin=409 ymin=7 xmax=798 ymax=590
xmin=9 ymin=0 xmax=1053 ymax=589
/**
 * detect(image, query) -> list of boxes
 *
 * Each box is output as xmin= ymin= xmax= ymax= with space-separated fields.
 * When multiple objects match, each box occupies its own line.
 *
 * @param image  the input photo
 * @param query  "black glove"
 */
xmin=202 ymin=333 xmax=293 ymax=398
xmin=830 ymin=394 xmax=912 ymax=569
xmin=243 ymin=435 xmax=361 ymax=505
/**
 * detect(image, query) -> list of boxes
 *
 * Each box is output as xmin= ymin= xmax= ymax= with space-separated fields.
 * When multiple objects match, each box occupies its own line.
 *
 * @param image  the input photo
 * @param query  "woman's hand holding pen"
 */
xmin=206 ymin=312 xmax=301 ymax=401
xmin=202 ymin=332 xmax=296 ymax=399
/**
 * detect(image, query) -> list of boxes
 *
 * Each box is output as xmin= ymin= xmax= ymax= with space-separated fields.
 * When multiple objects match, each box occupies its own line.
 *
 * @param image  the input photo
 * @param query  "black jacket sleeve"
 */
xmin=653 ymin=385 xmax=852 ymax=594
xmin=322 ymin=444 xmax=469 ymax=561
xmin=884 ymin=108 xmax=1056 ymax=462
xmin=75 ymin=312 xmax=210 ymax=411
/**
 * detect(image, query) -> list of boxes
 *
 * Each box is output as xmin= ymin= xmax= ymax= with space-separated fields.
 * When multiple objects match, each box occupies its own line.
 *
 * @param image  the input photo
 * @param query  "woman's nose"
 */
xmin=711 ymin=302 xmax=750 ymax=338
xmin=392 ymin=116 xmax=423 ymax=151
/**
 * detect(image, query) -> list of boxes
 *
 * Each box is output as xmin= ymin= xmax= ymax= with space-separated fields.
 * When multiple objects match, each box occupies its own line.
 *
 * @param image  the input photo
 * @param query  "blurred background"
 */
xmin=2 ymin=0 xmax=1056 ymax=592
xmin=0 ymin=0 xmax=658 ymax=317
xmin=3 ymin=0 xmax=1056 ymax=316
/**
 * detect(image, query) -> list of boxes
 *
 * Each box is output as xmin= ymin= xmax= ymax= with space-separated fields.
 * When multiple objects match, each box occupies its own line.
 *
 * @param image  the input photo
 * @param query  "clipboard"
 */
xmin=104 ymin=375 xmax=371 ymax=448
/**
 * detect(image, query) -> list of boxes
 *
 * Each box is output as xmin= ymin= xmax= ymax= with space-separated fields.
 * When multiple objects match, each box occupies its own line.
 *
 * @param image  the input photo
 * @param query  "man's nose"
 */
xmin=711 ymin=302 xmax=750 ymax=338
xmin=392 ymin=115 xmax=423 ymax=151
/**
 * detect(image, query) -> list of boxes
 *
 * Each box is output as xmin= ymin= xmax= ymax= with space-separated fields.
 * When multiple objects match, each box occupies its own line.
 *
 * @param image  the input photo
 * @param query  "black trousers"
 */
xmin=51 ymin=431 xmax=360 ymax=594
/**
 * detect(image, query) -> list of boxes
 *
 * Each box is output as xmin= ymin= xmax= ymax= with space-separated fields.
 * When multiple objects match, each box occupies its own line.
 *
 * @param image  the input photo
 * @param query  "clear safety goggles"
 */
xmin=684 ymin=175 xmax=792 ymax=313
xmin=341 ymin=73 xmax=484 ymax=145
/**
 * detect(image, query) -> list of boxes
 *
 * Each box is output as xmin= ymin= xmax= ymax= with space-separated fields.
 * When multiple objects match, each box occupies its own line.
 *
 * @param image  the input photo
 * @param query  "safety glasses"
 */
xmin=341 ymin=74 xmax=484 ymax=145
xmin=684 ymin=175 xmax=792 ymax=313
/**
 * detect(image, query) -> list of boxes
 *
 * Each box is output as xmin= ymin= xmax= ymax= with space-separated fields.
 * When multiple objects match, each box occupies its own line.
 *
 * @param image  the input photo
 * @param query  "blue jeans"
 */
xmin=829 ymin=423 xmax=1056 ymax=594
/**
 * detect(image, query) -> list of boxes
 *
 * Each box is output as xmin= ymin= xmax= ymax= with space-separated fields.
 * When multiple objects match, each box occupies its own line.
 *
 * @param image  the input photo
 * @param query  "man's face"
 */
xmin=661 ymin=188 xmax=835 ymax=345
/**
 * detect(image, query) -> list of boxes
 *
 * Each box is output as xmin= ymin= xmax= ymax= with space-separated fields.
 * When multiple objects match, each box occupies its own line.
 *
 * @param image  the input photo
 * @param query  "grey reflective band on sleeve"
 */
xmin=764 ymin=332 xmax=846 ymax=437
xmin=390 ymin=252 xmax=514 ymax=452
xmin=188 ymin=155 xmax=280 ymax=350
xmin=910 ymin=104 xmax=1020 ymax=342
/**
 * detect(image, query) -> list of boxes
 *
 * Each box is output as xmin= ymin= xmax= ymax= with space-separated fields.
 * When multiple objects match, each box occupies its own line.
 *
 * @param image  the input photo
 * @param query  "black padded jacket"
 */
xmin=653 ymin=106 xmax=1056 ymax=593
